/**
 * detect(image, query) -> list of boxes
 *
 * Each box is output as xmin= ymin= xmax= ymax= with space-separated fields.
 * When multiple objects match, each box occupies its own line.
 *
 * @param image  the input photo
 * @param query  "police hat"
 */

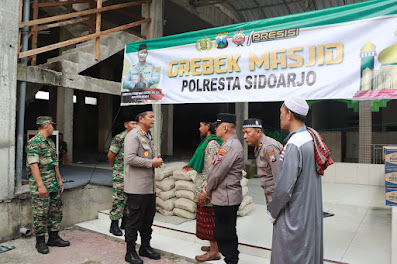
xmin=214 ymin=113 xmax=236 ymax=124
xmin=242 ymin=118 xmax=262 ymax=128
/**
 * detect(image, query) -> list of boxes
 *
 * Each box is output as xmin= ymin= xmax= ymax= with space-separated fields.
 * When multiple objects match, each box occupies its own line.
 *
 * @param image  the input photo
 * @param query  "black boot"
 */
xmin=120 ymin=216 xmax=126 ymax=230
xmin=47 ymin=231 xmax=70 ymax=247
xmin=125 ymin=243 xmax=143 ymax=264
xmin=109 ymin=220 xmax=122 ymax=236
xmin=139 ymin=243 xmax=160 ymax=260
xmin=36 ymin=236 xmax=49 ymax=254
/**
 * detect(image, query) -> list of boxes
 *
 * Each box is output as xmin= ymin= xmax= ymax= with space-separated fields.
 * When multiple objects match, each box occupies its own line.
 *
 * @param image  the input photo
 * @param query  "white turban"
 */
xmin=284 ymin=96 xmax=309 ymax=116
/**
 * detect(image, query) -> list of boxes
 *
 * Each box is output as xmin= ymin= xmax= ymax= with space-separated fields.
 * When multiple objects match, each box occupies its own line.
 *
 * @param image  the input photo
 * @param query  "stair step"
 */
xmin=76 ymin=218 xmax=270 ymax=264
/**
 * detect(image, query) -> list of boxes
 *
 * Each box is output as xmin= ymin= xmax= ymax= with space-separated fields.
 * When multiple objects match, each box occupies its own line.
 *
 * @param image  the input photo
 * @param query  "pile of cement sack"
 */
xmin=155 ymin=162 xmax=254 ymax=219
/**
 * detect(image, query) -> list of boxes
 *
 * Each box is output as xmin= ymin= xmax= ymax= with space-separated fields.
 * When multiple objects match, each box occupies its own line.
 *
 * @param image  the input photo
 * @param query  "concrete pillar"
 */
xmin=0 ymin=0 xmax=18 ymax=200
xmin=235 ymin=102 xmax=249 ymax=164
xmin=97 ymin=94 xmax=112 ymax=153
xmin=48 ymin=87 xmax=57 ymax=118
xmin=161 ymin=105 xmax=173 ymax=156
xmin=359 ymin=100 xmax=372 ymax=163
xmin=56 ymin=87 xmax=74 ymax=163
xmin=142 ymin=0 xmax=164 ymax=155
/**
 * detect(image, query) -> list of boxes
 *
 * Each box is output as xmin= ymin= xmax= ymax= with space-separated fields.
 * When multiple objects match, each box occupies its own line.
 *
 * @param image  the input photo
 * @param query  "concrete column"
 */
xmin=0 ymin=1 xmax=19 ymax=200
xmin=56 ymin=87 xmax=74 ymax=163
xmin=97 ymin=94 xmax=112 ymax=153
xmin=142 ymin=0 xmax=164 ymax=155
xmin=48 ymin=87 xmax=57 ymax=118
xmin=161 ymin=105 xmax=173 ymax=156
xmin=359 ymin=100 xmax=372 ymax=163
xmin=235 ymin=102 xmax=249 ymax=164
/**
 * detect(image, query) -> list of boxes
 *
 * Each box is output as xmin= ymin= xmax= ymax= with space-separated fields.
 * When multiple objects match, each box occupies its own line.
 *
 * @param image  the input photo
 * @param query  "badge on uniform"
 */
xmin=144 ymin=151 xmax=149 ymax=157
xmin=140 ymin=129 xmax=145 ymax=135
xmin=270 ymin=155 xmax=276 ymax=162
xmin=141 ymin=137 xmax=146 ymax=142
xmin=217 ymin=148 xmax=228 ymax=162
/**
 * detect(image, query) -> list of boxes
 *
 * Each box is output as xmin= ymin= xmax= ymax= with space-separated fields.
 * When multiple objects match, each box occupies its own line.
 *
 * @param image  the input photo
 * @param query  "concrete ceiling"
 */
xmin=189 ymin=0 xmax=371 ymax=22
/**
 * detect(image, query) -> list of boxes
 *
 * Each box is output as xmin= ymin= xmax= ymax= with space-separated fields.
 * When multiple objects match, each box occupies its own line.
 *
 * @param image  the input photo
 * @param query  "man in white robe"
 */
xmin=267 ymin=96 xmax=323 ymax=264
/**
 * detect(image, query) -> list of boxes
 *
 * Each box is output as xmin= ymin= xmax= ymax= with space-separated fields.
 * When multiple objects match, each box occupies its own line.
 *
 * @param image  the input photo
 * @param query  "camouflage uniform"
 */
xmin=26 ymin=132 xmax=62 ymax=236
xmin=109 ymin=130 xmax=129 ymax=221
xmin=122 ymin=63 xmax=160 ymax=89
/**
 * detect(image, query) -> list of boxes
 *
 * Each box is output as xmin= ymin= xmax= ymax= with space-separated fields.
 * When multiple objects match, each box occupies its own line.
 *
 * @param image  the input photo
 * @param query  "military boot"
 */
xmin=125 ymin=243 xmax=143 ymax=264
xmin=36 ymin=235 xmax=49 ymax=254
xmin=139 ymin=242 xmax=160 ymax=260
xmin=110 ymin=220 xmax=123 ymax=236
xmin=47 ymin=231 xmax=70 ymax=247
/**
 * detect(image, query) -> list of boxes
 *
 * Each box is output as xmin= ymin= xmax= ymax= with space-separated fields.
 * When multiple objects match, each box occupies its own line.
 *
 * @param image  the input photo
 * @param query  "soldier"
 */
xmin=123 ymin=111 xmax=163 ymax=264
xmin=26 ymin=116 xmax=70 ymax=254
xmin=203 ymin=113 xmax=243 ymax=264
xmin=107 ymin=115 xmax=137 ymax=236
xmin=242 ymin=118 xmax=282 ymax=203
xmin=122 ymin=44 xmax=160 ymax=89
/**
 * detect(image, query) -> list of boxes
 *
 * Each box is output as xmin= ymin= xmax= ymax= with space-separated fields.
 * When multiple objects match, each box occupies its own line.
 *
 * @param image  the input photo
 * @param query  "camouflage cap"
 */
xmin=36 ymin=116 xmax=56 ymax=125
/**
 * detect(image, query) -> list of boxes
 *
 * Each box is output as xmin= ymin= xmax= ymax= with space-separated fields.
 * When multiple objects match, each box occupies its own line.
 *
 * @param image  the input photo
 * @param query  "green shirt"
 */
xmin=26 ymin=132 xmax=59 ymax=193
xmin=109 ymin=130 xmax=128 ymax=174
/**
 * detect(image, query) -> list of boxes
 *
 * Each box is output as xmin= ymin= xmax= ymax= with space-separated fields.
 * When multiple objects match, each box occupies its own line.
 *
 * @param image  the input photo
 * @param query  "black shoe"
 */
xmin=47 ymin=231 xmax=71 ymax=247
xmin=125 ymin=244 xmax=143 ymax=264
xmin=36 ymin=236 xmax=49 ymax=254
xmin=120 ymin=217 xmax=126 ymax=230
xmin=139 ymin=245 xmax=160 ymax=260
xmin=109 ymin=220 xmax=123 ymax=236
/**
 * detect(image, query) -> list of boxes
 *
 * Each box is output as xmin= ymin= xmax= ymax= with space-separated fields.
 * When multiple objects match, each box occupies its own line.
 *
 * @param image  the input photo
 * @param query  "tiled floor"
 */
xmin=77 ymin=179 xmax=391 ymax=264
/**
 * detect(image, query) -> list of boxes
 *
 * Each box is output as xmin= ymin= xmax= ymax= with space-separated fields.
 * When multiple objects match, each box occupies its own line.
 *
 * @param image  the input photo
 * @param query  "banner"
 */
xmin=121 ymin=0 xmax=397 ymax=105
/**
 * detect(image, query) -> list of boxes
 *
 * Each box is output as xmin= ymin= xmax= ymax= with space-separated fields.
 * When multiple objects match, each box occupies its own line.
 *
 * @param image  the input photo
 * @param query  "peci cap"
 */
xmin=36 ymin=116 xmax=56 ymax=125
xmin=138 ymin=43 xmax=147 ymax=51
xmin=214 ymin=113 xmax=237 ymax=124
xmin=242 ymin=118 xmax=262 ymax=128
xmin=124 ymin=112 xmax=137 ymax=123
xmin=284 ymin=96 xmax=309 ymax=116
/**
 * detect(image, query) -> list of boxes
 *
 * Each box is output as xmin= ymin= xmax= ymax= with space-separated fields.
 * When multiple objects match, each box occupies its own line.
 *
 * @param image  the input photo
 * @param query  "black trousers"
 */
xmin=125 ymin=193 xmax=156 ymax=246
xmin=213 ymin=204 xmax=240 ymax=264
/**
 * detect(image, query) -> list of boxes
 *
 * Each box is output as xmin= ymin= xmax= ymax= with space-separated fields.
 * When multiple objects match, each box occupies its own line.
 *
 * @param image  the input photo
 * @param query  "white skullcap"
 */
xmin=284 ymin=96 xmax=309 ymax=116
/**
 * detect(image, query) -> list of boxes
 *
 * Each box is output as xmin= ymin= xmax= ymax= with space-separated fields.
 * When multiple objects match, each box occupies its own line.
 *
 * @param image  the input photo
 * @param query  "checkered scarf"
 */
xmin=307 ymin=127 xmax=334 ymax=176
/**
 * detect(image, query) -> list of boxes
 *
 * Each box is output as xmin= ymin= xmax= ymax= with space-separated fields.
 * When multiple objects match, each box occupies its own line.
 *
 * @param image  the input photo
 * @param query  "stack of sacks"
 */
xmin=238 ymin=171 xmax=255 ymax=216
xmin=173 ymin=170 xmax=197 ymax=220
xmin=155 ymin=162 xmax=186 ymax=216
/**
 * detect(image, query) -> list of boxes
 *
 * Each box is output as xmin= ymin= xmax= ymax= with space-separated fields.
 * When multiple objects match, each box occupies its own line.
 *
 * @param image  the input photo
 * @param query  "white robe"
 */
xmin=267 ymin=126 xmax=323 ymax=264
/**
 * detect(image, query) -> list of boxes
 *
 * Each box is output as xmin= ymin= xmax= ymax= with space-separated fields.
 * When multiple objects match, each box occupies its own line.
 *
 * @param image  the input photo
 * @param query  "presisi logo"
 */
xmin=246 ymin=28 xmax=300 ymax=46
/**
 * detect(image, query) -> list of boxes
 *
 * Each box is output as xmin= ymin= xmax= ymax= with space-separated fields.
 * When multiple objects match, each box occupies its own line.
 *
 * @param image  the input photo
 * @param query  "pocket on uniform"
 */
xmin=128 ymin=195 xmax=142 ymax=210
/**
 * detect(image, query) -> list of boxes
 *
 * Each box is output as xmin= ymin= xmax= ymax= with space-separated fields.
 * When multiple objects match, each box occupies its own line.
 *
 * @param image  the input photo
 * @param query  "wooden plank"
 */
xmin=36 ymin=17 xmax=89 ymax=31
xmin=19 ymin=18 xmax=150 ymax=59
xmin=20 ymin=0 xmax=151 ymax=28
xmin=88 ymin=0 xmax=96 ymax=34
xmin=114 ymin=9 xmax=144 ymax=21
xmin=95 ymin=0 xmax=102 ymax=61
xmin=18 ymin=0 xmax=23 ymax=53
xmin=31 ymin=0 xmax=39 ymax=65
xmin=37 ymin=0 xmax=89 ymax=8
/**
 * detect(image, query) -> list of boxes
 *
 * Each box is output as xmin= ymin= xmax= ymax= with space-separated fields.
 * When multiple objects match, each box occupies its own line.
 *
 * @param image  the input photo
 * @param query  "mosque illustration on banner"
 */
xmin=354 ymin=34 xmax=397 ymax=98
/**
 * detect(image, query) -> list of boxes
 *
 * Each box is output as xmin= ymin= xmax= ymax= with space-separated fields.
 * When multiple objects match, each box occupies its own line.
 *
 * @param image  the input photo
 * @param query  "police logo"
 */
xmin=232 ymin=29 xmax=245 ymax=47
xmin=215 ymin=31 xmax=229 ymax=49
xmin=144 ymin=151 xmax=149 ymax=157
xmin=196 ymin=36 xmax=213 ymax=51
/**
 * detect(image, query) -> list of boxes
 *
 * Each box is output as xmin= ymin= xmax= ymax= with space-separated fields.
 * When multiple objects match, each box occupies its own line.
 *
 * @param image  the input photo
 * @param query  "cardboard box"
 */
xmin=384 ymin=146 xmax=397 ymax=168
xmin=386 ymin=187 xmax=397 ymax=206
xmin=385 ymin=166 xmax=397 ymax=188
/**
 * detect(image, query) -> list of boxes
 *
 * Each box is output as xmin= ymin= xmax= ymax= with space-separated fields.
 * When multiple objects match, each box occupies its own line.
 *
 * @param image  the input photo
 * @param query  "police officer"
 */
xmin=242 ymin=118 xmax=282 ymax=203
xmin=123 ymin=111 xmax=163 ymax=264
xmin=122 ymin=44 xmax=160 ymax=89
xmin=203 ymin=113 xmax=243 ymax=264
xmin=26 ymin=116 xmax=70 ymax=254
xmin=107 ymin=115 xmax=137 ymax=236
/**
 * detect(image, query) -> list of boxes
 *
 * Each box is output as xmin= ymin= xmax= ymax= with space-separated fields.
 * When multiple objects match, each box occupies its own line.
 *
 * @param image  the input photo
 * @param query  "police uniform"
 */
xmin=243 ymin=119 xmax=283 ymax=203
xmin=26 ymin=116 xmax=69 ymax=254
xmin=123 ymin=124 xmax=160 ymax=263
xmin=122 ymin=63 xmax=160 ymax=89
xmin=205 ymin=113 xmax=243 ymax=264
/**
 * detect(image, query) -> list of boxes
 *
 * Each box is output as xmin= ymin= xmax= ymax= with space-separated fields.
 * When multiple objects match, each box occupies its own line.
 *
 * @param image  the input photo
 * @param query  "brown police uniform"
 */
xmin=123 ymin=124 xmax=156 ymax=247
xmin=255 ymin=134 xmax=283 ymax=203
xmin=205 ymin=113 xmax=243 ymax=264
